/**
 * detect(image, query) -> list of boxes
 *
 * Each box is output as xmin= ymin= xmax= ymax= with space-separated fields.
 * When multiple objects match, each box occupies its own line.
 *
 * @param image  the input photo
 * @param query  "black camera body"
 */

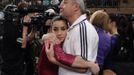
xmin=2 ymin=3 xmax=57 ymax=31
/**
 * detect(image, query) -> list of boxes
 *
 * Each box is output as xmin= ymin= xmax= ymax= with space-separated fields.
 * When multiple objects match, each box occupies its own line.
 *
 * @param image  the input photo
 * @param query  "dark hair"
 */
xmin=118 ymin=15 xmax=129 ymax=36
xmin=109 ymin=14 xmax=120 ymax=27
xmin=52 ymin=15 xmax=68 ymax=28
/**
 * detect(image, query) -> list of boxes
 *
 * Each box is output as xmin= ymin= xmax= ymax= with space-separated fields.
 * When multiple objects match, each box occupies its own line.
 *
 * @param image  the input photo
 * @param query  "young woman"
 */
xmin=38 ymin=15 xmax=68 ymax=75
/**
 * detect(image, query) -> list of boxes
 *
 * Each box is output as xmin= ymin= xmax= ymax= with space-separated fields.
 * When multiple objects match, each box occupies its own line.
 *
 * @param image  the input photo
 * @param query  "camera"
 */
xmin=2 ymin=1 xmax=57 ymax=29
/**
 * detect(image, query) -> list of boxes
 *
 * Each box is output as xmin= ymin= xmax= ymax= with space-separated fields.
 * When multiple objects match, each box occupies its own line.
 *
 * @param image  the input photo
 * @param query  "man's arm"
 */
xmin=21 ymin=15 xmax=31 ymax=48
xmin=45 ymin=41 xmax=99 ymax=74
xmin=53 ymin=44 xmax=99 ymax=74
xmin=54 ymin=44 xmax=98 ymax=69
xmin=21 ymin=15 xmax=37 ymax=48
xmin=45 ymin=42 xmax=87 ymax=73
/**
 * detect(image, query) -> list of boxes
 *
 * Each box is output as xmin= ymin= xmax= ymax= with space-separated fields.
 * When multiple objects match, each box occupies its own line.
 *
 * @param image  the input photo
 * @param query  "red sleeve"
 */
xmin=54 ymin=44 xmax=76 ymax=66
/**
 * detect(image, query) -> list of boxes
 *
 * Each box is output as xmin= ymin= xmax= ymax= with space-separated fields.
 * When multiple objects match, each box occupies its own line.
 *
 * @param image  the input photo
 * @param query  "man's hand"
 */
xmin=23 ymin=15 xmax=31 ymax=23
xmin=89 ymin=62 xmax=100 ymax=75
xmin=42 ymin=33 xmax=60 ymax=45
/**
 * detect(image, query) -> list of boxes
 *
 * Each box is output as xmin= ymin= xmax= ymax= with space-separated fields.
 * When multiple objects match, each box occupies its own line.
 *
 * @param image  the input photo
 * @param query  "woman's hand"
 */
xmin=45 ymin=40 xmax=58 ymax=64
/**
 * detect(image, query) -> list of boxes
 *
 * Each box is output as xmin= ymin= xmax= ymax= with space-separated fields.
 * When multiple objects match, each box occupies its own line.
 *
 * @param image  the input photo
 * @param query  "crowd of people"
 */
xmin=0 ymin=0 xmax=134 ymax=75
xmin=86 ymin=0 xmax=119 ymax=7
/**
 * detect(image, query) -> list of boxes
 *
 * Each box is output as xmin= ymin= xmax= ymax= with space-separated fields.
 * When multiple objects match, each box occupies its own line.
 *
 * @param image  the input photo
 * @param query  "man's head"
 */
xmin=59 ymin=0 xmax=85 ymax=18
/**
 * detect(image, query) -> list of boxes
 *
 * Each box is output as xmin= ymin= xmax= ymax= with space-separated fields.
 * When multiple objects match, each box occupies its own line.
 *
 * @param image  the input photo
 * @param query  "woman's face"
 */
xmin=51 ymin=20 xmax=68 ymax=43
xmin=108 ymin=19 xmax=114 ymax=32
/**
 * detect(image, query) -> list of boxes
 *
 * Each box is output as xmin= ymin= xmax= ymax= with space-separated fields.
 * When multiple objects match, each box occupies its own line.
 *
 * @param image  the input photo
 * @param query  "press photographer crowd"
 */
xmin=0 ymin=0 xmax=134 ymax=75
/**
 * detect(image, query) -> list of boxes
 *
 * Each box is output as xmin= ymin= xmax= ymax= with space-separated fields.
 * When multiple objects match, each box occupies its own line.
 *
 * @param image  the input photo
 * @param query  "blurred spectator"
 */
xmin=103 ymin=14 xmax=134 ymax=75
xmin=90 ymin=10 xmax=111 ymax=75
xmin=0 ymin=8 xmax=25 ymax=75
xmin=103 ymin=14 xmax=120 ymax=75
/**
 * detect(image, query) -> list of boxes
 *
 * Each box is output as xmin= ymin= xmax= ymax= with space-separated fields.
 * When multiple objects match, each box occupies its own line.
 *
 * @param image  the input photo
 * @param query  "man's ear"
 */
xmin=73 ymin=3 xmax=80 ymax=12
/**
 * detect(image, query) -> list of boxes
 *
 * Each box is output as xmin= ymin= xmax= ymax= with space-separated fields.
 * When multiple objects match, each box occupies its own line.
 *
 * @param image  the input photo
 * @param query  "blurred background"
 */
xmin=1 ymin=0 xmax=134 ymax=14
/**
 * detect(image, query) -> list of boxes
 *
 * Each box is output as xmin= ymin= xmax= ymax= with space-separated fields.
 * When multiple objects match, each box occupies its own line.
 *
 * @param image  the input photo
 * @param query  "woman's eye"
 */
xmin=61 ymin=27 xmax=67 ymax=31
xmin=53 ymin=28 xmax=58 ymax=31
xmin=61 ymin=28 xmax=66 ymax=31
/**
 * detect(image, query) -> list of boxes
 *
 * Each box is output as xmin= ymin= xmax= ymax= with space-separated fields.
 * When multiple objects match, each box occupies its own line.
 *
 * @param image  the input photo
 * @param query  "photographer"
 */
xmin=22 ymin=12 xmax=39 ymax=75
xmin=0 ymin=10 xmax=25 ymax=75
xmin=0 ymin=1 xmax=42 ymax=75
xmin=20 ymin=0 xmax=60 ymax=75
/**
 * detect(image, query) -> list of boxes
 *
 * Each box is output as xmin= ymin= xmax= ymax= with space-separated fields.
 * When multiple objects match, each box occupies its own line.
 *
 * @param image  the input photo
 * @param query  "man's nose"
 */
xmin=59 ymin=5 xmax=62 ymax=9
xmin=59 ymin=2 xmax=63 ymax=9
